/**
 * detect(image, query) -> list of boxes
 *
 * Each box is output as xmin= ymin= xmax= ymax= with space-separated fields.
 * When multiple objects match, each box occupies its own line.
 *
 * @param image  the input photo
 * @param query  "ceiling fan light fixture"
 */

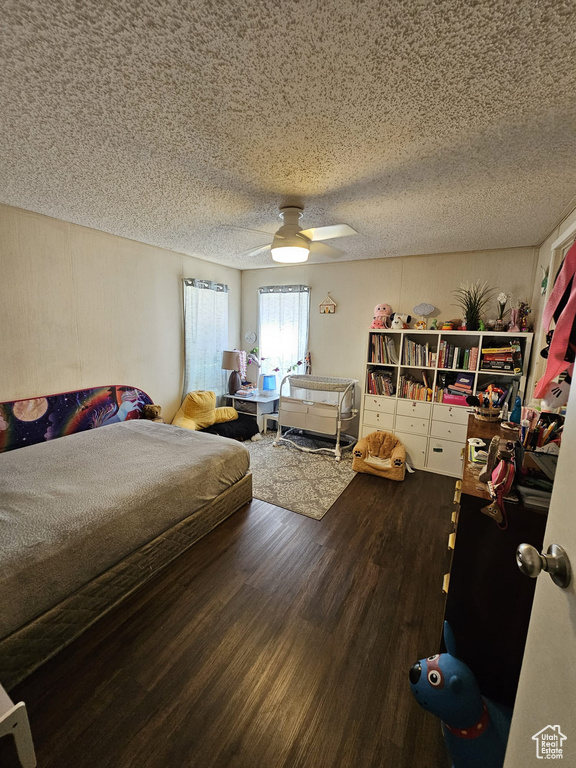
xmin=271 ymin=245 xmax=310 ymax=263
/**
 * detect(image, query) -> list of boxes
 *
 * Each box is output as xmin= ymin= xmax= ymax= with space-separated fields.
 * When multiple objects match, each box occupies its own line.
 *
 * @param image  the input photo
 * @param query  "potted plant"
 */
xmin=452 ymin=281 xmax=494 ymax=331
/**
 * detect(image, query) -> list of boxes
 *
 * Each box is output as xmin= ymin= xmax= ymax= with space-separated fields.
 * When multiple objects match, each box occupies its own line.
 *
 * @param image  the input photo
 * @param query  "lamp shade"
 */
xmin=271 ymin=245 xmax=310 ymax=263
xmin=221 ymin=350 xmax=241 ymax=371
xmin=270 ymin=229 xmax=310 ymax=263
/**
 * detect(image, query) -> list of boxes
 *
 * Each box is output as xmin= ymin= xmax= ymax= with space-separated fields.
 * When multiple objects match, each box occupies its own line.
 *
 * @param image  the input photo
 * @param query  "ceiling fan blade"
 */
xmin=309 ymin=241 xmax=343 ymax=258
xmin=300 ymin=223 xmax=358 ymax=242
xmin=221 ymin=224 xmax=275 ymax=235
xmin=242 ymin=243 xmax=272 ymax=258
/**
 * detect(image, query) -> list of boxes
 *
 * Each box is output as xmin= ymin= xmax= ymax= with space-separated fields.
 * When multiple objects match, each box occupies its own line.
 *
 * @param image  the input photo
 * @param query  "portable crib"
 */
xmin=273 ymin=374 xmax=358 ymax=460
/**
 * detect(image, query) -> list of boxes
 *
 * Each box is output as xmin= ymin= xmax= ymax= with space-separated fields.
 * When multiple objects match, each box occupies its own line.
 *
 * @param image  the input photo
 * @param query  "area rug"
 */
xmin=245 ymin=433 xmax=356 ymax=520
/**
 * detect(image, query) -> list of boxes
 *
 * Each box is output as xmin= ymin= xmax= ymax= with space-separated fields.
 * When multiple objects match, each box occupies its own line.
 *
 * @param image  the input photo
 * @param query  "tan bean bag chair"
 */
xmin=171 ymin=390 xmax=238 ymax=431
xmin=352 ymin=430 xmax=406 ymax=481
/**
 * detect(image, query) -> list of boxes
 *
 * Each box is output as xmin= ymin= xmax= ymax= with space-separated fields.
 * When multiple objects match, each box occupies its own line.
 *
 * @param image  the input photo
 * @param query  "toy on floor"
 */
xmin=370 ymin=303 xmax=393 ymax=329
xmin=390 ymin=312 xmax=411 ymax=329
xmin=409 ymin=622 xmax=511 ymax=768
xmin=352 ymin=430 xmax=406 ymax=481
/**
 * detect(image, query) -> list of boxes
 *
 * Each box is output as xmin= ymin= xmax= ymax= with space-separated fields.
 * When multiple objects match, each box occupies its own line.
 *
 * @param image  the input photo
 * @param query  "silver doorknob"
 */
xmin=516 ymin=543 xmax=572 ymax=589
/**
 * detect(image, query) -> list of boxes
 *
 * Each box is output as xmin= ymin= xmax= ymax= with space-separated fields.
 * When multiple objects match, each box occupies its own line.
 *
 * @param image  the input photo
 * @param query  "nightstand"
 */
xmin=223 ymin=393 xmax=279 ymax=432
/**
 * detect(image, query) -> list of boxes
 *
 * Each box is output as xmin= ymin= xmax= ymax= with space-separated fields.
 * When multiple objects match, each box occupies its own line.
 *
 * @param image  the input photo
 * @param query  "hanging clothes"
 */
xmin=534 ymin=240 xmax=576 ymax=401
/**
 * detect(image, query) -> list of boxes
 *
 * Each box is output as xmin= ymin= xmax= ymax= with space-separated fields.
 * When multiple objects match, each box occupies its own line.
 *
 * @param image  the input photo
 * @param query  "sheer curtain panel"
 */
xmin=182 ymin=279 xmax=229 ymax=398
xmin=258 ymin=285 xmax=310 ymax=376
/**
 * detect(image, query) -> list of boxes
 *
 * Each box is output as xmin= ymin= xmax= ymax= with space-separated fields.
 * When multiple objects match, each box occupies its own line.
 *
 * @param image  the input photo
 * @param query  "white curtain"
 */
xmin=258 ymin=285 xmax=310 ymax=377
xmin=182 ymin=279 xmax=229 ymax=398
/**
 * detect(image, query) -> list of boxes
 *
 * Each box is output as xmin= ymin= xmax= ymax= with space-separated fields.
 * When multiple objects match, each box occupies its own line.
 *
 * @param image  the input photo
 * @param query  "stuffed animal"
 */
xmin=141 ymin=404 xmax=163 ymax=423
xmin=409 ymin=622 xmax=511 ymax=768
xmin=371 ymin=303 xmax=393 ymax=329
xmin=429 ymin=318 xmax=438 ymax=330
xmin=390 ymin=312 xmax=411 ymax=329
xmin=414 ymin=320 xmax=427 ymax=330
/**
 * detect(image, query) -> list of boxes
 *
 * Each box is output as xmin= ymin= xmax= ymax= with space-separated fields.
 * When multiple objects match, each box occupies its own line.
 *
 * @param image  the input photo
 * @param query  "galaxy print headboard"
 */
xmin=0 ymin=385 xmax=153 ymax=453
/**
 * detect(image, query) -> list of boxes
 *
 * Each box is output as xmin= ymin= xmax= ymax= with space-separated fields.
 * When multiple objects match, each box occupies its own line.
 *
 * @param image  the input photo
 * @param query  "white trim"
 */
xmin=551 ymin=217 xmax=576 ymax=251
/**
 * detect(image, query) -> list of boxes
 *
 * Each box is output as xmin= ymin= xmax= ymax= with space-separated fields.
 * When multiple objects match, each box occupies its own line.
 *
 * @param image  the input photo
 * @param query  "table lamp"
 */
xmin=222 ymin=351 xmax=242 ymax=395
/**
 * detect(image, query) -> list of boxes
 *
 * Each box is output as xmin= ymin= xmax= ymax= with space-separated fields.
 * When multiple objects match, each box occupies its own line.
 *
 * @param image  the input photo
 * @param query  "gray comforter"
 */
xmin=0 ymin=421 xmax=249 ymax=639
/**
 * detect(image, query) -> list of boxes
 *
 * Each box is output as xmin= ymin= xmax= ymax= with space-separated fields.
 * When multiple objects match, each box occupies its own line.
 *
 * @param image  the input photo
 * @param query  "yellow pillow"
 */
xmin=171 ymin=391 xmax=238 ymax=431
xmin=182 ymin=391 xmax=216 ymax=426
xmin=214 ymin=407 xmax=238 ymax=424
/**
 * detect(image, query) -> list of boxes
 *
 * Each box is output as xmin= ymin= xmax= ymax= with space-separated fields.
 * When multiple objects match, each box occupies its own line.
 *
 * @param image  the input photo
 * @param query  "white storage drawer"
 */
xmin=426 ymin=438 xmax=464 ymax=476
xmin=363 ymin=395 xmax=396 ymax=414
xmin=395 ymin=414 xmax=429 ymax=435
xmin=394 ymin=430 xmax=427 ymax=469
xmin=432 ymin=404 xmax=470 ymax=426
xmin=430 ymin=420 xmax=468 ymax=443
xmin=396 ymin=399 xmax=432 ymax=419
xmin=363 ymin=410 xmax=395 ymax=430
xmin=361 ymin=424 xmax=394 ymax=438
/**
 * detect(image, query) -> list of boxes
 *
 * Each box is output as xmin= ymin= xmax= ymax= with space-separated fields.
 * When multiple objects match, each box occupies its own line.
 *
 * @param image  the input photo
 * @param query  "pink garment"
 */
xmin=534 ymin=241 xmax=576 ymax=399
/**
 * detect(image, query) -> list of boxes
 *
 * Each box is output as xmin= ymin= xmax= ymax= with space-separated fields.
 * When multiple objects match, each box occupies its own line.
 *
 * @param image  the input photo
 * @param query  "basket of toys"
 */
xmin=474 ymin=406 xmax=502 ymax=422
xmin=473 ymin=384 xmax=505 ymax=422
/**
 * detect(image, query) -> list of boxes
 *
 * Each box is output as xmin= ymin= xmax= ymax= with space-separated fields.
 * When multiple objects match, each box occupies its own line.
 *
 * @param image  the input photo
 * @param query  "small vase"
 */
xmin=494 ymin=319 xmax=504 ymax=331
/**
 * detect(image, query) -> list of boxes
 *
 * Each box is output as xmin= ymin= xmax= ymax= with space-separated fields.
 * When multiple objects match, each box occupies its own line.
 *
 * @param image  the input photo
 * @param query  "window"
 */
xmin=258 ymin=285 xmax=310 ymax=377
xmin=182 ymin=279 xmax=229 ymax=397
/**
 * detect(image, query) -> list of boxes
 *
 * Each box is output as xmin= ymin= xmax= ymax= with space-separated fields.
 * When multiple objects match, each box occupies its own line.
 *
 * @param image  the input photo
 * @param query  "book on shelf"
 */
xmin=399 ymin=374 xmax=432 ymax=401
xmin=402 ymin=339 xmax=434 ymax=367
xmin=481 ymin=341 xmax=523 ymax=374
xmin=469 ymin=347 xmax=479 ymax=370
xmin=449 ymin=371 xmax=474 ymax=394
xmin=370 ymin=334 xmax=398 ymax=365
xmin=367 ymin=369 xmax=396 ymax=396
xmin=481 ymin=345 xmax=517 ymax=354
xmin=437 ymin=342 xmax=478 ymax=370
xmin=385 ymin=336 xmax=398 ymax=364
xmin=440 ymin=392 xmax=469 ymax=405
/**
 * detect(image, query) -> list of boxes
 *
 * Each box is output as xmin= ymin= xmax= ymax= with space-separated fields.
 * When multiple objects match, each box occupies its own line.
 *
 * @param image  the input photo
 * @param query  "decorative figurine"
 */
xmin=409 ymin=622 xmax=511 ymax=768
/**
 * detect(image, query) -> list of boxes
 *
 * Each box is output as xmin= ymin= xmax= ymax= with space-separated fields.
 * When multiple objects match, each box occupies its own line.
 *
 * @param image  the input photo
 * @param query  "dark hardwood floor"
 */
xmin=7 ymin=470 xmax=454 ymax=768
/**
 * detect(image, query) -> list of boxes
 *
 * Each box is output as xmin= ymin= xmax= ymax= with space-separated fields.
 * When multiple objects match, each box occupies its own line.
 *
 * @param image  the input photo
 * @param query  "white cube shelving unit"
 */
xmin=359 ymin=329 xmax=533 ymax=477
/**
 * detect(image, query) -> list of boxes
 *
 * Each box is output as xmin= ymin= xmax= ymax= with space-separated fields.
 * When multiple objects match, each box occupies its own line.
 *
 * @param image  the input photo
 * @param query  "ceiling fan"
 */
xmin=241 ymin=206 xmax=358 ymax=263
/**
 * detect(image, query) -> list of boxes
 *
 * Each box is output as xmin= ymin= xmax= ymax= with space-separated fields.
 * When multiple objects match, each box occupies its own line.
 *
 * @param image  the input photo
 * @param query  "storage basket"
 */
xmin=474 ymin=406 xmax=502 ymax=422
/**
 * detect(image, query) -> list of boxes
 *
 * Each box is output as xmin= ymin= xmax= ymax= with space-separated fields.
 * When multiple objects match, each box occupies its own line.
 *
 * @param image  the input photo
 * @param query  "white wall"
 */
xmin=241 ymin=247 xmax=539 ymax=388
xmin=0 ymin=204 xmax=242 ymax=421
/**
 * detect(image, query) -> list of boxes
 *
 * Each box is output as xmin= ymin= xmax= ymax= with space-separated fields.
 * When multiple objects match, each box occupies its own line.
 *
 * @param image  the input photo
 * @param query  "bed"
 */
xmin=273 ymin=374 xmax=358 ymax=460
xmin=0 ymin=387 xmax=252 ymax=690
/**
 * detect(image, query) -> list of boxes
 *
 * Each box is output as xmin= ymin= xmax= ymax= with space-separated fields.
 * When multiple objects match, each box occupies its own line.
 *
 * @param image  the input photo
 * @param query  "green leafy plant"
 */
xmin=452 ymin=281 xmax=495 ymax=331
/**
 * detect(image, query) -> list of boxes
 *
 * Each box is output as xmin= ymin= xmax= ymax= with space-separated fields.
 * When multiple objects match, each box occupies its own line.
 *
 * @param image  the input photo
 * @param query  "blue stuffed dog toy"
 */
xmin=409 ymin=622 xmax=511 ymax=768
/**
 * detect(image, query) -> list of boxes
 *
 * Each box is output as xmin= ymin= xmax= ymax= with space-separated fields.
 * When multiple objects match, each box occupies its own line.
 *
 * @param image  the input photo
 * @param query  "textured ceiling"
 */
xmin=2 ymin=0 xmax=576 ymax=269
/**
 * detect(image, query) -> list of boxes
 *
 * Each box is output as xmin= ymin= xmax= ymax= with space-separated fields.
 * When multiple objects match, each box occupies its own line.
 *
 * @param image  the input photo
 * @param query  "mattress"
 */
xmin=0 ymin=420 xmax=249 ymax=640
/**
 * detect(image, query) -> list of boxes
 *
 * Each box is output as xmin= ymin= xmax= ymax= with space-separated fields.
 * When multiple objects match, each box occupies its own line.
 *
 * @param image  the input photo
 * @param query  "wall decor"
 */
xmin=319 ymin=293 xmax=337 ymax=314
